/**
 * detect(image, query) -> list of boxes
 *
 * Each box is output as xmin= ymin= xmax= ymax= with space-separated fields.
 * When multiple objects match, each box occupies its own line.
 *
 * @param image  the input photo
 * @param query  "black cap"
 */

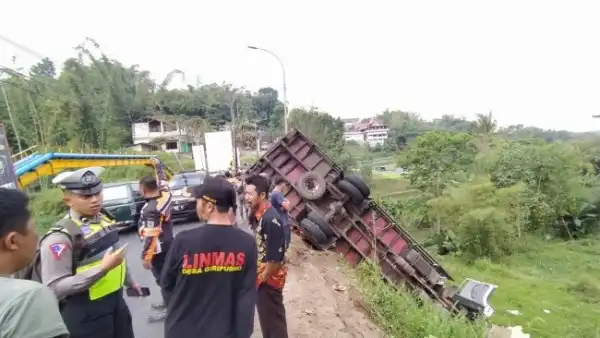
xmin=190 ymin=176 xmax=236 ymax=208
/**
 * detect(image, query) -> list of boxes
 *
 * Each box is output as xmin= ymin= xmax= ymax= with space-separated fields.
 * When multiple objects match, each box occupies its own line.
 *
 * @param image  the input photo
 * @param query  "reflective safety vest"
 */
xmin=57 ymin=214 xmax=127 ymax=301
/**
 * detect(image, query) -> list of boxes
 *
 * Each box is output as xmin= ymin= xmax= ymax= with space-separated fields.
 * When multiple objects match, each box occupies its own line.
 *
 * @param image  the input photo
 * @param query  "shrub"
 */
xmin=428 ymin=179 xmax=524 ymax=260
xmin=456 ymin=207 xmax=518 ymax=261
xmin=490 ymin=141 xmax=595 ymax=237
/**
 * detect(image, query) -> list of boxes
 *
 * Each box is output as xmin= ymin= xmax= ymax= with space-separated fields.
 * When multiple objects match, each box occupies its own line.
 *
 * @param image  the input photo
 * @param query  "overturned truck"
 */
xmin=248 ymin=129 xmax=496 ymax=318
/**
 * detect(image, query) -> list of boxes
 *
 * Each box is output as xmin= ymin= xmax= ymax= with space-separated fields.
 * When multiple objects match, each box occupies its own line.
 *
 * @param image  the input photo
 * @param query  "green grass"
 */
xmin=352 ymin=262 xmax=488 ymax=338
xmin=371 ymin=176 xmax=411 ymax=195
xmin=367 ymin=176 xmax=600 ymax=338
xmin=439 ymin=237 xmax=600 ymax=338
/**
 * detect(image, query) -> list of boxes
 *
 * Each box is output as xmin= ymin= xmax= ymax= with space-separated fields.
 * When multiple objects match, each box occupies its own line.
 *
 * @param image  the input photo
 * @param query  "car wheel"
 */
xmin=343 ymin=175 xmax=370 ymax=198
xmin=299 ymin=218 xmax=328 ymax=249
xmin=337 ymin=180 xmax=364 ymax=205
xmin=307 ymin=211 xmax=336 ymax=238
xmin=297 ymin=171 xmax=327 ymax=200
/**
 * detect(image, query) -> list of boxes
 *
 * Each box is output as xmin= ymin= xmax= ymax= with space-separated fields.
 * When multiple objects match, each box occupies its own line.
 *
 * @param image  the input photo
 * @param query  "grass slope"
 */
xmin=362 ymin=177 xmax=600 ymax=338
xmin=441 ymin=237 xmax=600 ymax=338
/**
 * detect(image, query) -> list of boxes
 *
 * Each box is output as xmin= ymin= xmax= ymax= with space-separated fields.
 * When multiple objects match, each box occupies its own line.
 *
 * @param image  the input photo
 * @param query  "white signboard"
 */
xmin=204 ymin=131 xmax=234 ymax=173
xmin=192 ymin=144 xmax=206 ymax=171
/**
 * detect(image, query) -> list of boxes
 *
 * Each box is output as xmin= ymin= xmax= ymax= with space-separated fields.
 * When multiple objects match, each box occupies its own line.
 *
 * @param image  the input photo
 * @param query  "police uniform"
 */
xmin=39 ymin=167 xmax=135 ymax=338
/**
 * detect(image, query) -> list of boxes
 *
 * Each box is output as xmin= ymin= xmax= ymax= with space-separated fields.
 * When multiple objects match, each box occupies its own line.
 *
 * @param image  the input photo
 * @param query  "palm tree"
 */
xmin=473 ymin=111 xmax=497 ymax=134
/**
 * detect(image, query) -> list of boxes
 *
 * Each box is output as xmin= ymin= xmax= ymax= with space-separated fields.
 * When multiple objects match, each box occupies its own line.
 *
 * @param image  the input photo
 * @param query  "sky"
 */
xmin=1 ymin=0 xmax=599 ymax=132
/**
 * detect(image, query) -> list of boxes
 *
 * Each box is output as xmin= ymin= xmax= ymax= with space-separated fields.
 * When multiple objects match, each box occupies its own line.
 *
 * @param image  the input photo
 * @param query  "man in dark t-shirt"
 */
xmin=245 ymin=175 xmax=289 ymax=338
xmin=161 ymin=176 xmax=258 ymax=338
xmin=270 ymin=177 xmax=291 ymax=250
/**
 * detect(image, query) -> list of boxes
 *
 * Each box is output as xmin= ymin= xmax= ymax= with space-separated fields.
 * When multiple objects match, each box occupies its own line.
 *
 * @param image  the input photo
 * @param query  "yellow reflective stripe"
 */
xmin=141 ymin=227 xmax=160 ymax=237
xmin=76 ymin=260 xmax=126 ymax=301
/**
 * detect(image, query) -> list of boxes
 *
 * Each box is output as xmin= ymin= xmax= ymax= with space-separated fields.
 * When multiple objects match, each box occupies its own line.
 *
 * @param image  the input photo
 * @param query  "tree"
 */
xmin=0 ymin=39 xmax=289 ymax=153
xmin=473 ymin=111 xmax=497 ymax=134
xmin=289 ymin=107 xmax=355 ymax=169
xmin=403 ymin=131 xmax=477 ymax=197
xmin=29 ymin=57 xmax=56 ymax=78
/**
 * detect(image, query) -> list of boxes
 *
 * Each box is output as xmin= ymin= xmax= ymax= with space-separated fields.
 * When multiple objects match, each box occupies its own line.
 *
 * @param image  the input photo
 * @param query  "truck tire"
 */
xmin=344 ymin=175 xmax=370 ymax=198
xmin=297 ymin=171 xmax=327 ymax=200
xmin=307 ymin=211 xmax=336 ymax=238
xmin=338 ymin=179 xmax=364 ymax=205
xmin=299 ymin=218 xmax=328 ymax=248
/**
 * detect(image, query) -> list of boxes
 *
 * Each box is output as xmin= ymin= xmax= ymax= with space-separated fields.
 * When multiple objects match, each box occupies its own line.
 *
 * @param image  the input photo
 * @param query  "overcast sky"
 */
xmin=1 ymin=0 xmax=599 ymax=131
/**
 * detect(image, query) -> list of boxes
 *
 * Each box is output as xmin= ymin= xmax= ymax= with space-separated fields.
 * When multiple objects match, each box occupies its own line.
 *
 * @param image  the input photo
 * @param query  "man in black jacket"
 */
xmin=138 ymin=159 xmax=173 ymax=322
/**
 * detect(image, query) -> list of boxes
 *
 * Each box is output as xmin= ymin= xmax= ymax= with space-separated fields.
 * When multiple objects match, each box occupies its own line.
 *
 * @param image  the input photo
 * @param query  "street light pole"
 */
xmin=247 ymin=45 xmax=289 ymax=134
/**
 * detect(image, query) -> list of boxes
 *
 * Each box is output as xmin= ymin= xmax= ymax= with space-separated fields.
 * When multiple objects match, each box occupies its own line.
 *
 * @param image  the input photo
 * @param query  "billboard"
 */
xmin=0 ymin=124 xmax=18 ymax=189
xmin=204 ymin=131 xmax=234 ymax=173
xmin=192 ymin=144 xmax=206 ymax=172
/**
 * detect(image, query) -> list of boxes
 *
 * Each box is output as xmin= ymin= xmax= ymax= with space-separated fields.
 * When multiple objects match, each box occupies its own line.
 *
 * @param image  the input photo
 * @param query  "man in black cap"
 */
xmin=161 ymin=176 xmax=258 ymax=338
xmin=38 ymin=166 xmax=141 ymax=338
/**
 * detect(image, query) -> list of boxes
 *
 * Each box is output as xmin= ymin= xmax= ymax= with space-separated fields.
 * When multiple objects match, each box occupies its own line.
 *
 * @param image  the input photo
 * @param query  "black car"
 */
xmin=102 ymin=181 xmax=145 ymax=230
xmin=168 ymin=171 xmax=205 ymax=222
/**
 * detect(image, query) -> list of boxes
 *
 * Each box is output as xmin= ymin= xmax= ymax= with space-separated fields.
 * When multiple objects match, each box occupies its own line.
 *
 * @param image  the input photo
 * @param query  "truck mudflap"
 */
xmin=249 ymin=129 xmax=497 ymax=317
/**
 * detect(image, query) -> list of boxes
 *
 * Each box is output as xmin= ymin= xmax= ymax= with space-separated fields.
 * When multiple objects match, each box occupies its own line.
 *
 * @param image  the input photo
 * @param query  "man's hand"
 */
xmin=130 ymin=282 xmax=144 ymax=296
xmin=142 ymin=259 xmax=152 ymax=270
xmin=100 ymin=245 xmax=127 ymax=273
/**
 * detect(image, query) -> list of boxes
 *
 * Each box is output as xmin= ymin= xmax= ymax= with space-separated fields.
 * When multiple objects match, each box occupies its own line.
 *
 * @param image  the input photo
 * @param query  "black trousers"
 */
xmin=151 ymin=251 xmax=168 ymax=303
xmin=257 ymin=284 xmax=288 ymax=338
xmin=61 ymin=290 xmax=134 ymax=338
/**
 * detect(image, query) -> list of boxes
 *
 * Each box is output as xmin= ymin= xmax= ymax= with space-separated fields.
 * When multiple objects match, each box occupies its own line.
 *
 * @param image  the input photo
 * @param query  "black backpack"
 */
xmin=13 ymin=218 xmax=82 ymax=282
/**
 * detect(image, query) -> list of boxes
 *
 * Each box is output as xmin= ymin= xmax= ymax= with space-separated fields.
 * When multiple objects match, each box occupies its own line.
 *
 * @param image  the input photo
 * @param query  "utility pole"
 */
xmin=229 ymin=91 xmax=239 ymax=172
xmin=255 ymin=124 xmax=261 ymax=159
xmin=1 ymin=85 xmax=23 ymax=154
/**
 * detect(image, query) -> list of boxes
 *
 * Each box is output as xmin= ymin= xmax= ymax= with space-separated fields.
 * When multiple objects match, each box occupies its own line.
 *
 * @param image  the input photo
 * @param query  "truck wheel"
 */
xmin=299 ymin=218 xmax=328 ymax=249
xmin=337 ymin=180 xmax=364 ymax=205
xmin=297 ymin=171 xmax=327 ymax=200
xmin=344 ymin=175 xmax=370 ymax=198
xmin=307 ymin=211 xmax=336 ymax=238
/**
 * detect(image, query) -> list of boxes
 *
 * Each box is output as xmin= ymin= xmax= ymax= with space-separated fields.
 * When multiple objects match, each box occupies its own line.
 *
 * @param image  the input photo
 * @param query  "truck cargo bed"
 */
xmin=248 ymin=129 xmax=496 ymax=317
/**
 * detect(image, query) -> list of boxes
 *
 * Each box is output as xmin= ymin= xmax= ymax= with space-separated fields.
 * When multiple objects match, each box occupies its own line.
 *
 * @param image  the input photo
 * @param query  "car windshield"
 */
xmin=168 ymin=173 xmax=204 ymax=190
xmin=103 ymin=185 xmax=130 ymax=201
xmin=129 ymin=182 xmax=140 ymax=192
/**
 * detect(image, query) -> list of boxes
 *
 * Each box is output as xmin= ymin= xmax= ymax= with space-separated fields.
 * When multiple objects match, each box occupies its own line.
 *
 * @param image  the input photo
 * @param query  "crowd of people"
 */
xmin=0 ymin=160 xmax=293 ymax=338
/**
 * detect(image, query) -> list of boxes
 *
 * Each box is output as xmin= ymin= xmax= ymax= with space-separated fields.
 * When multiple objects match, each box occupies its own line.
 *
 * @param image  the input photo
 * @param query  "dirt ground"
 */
xmin=252 ymin=234 xmax=385 ymax=338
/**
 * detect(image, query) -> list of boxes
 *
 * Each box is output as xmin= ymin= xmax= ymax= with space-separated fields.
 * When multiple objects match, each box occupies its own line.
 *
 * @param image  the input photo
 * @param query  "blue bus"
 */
xmin=0 ymin=124 xmax=18 ymax=189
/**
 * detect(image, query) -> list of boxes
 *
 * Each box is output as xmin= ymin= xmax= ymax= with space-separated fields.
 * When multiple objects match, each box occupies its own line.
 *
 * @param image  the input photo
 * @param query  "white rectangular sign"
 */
xmin=204 ymin=131 xmax=234 ymax=173
xmin=192 ymin=144 xmax=206 ymax=171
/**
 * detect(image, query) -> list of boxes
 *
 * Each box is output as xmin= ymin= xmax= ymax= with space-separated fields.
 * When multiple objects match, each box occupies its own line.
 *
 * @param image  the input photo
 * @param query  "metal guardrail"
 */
xmin=11 ymin=145 xmax=38 ymax=162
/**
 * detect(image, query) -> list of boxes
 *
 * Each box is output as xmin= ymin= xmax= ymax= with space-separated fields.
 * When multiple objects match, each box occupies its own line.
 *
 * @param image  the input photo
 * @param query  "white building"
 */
xmin=131 ymin=119 xmax=193 ymax=153
xmin=343 ymin=118 xmax=389 ymax=147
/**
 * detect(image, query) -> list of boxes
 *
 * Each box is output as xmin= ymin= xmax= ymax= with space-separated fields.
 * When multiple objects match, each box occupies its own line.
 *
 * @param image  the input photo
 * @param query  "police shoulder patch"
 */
xmin=49 ymin=243 xmax=69 ymax=260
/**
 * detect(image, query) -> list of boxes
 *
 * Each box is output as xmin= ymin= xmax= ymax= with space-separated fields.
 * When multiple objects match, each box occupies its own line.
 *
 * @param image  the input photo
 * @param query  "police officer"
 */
xmin=39 ymin=166 xmax=142 ymax=338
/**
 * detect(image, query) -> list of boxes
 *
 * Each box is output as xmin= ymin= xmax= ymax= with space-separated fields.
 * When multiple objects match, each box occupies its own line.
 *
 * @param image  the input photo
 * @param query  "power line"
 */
xmin=0 ymin=34 xmax=48 ymax=60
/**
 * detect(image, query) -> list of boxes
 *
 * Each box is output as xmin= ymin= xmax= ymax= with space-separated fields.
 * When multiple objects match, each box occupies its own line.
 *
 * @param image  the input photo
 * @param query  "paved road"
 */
xmin=122 ymin=221 xmax=200 ymax=338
